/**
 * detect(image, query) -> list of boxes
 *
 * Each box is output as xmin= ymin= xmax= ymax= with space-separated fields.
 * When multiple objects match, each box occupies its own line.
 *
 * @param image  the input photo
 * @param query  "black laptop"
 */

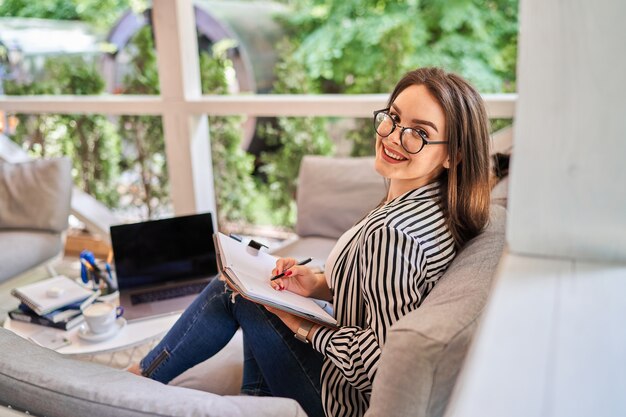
xmin=110 ymin=212 xmax=218 ymax=322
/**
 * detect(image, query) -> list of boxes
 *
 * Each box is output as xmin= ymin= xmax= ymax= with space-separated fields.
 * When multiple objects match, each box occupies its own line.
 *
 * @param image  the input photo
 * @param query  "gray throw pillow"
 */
xmin=0 ymin=157 xmax=72 ymax=232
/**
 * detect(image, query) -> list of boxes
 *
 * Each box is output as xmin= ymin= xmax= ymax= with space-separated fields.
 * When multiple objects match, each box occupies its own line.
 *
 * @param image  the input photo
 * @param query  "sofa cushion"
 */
xmin=365 ymin=204 xmax=506 ymax=417
xmin=170 ymin=329 xmax=244 ymax=395
xmin=270 ymin=236 xmax=338 ymax=272
xmin=0 ymin=231 xmax=63 ymax=283
xmin=296 ymin=156 xmax=386 ymax=239
xmin=491 ymin=176 xmax=509 ymax=207
xmin=0 ymin=328 xmax=306 ymax=417
xmin=0 ymin=157 xmax=72 ymax=233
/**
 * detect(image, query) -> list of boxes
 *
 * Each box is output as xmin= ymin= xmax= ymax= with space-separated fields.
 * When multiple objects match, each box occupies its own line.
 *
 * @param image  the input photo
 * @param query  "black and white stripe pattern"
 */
xmin=312 ymin=181 xmax=456 ymax=417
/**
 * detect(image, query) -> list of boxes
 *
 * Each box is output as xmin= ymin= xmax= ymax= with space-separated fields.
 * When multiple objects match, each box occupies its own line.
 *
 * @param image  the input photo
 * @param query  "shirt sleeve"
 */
xmin=311 ymin=226 xmax=426 ymax=391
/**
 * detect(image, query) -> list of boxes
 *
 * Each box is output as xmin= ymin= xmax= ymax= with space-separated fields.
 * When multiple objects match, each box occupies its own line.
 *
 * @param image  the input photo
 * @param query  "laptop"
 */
xmin=110 ymin=212 xmax=218 ymax=322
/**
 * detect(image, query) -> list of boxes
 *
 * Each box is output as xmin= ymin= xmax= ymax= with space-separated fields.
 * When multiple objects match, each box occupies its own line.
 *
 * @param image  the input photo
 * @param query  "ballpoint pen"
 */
xmin=270 ymin=258 xmax=313 ymax=281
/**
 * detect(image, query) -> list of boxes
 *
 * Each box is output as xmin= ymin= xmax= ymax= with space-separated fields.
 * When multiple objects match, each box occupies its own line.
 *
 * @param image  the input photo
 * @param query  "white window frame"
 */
xmin=0 ymin=0 xmax=517 ymax=229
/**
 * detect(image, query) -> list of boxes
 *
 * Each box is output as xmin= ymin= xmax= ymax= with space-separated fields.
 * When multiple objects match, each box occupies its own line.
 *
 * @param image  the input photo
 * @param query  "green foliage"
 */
xmin=119 ymin=29 xmax=260 ymax=225
xmin=272 ymin=0 xmax=518 ymax=160
xmin=282 ymin=0 xmax=518 ymax=94
xmin=117 ymin=26 xmax=167 ymax=219
xmin=4 ymin=56 xmax=121 ymax=206
xmin=199 ymin=40 xmax=262 ymax=226
xmin=0 ymin=0 xmax=80 ymax=20
xmin=259 ymin=116 xmax=334 ymax=225
xmin=258 ymin=0 xmax=518 ymax=222
xmin=0 ymin=0 xmax=130 ymax=31
xmin=259 ymin=39 xmax=334 ymax=225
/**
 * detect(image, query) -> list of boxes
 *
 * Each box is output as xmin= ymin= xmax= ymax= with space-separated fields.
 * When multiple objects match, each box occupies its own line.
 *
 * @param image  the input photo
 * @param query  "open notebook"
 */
xmin=214 ymin=233 xmax=337 ymax=328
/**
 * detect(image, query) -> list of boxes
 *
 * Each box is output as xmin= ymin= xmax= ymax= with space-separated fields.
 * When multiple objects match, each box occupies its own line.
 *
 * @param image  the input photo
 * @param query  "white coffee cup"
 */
xmin=83 ymin=303 xmax=124 ymax=334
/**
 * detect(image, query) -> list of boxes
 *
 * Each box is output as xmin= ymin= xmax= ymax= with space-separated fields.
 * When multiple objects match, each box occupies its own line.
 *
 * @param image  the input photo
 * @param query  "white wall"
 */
xmin=447 ymin=1 xmax=626 ymax=416
xmin=507 ymin=0 xmax=626 ymax=263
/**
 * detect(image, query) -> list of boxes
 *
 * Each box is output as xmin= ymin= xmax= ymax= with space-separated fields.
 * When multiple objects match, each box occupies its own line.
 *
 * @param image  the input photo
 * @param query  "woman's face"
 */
xmin=374 ymin=84 xmax=449 ymax=198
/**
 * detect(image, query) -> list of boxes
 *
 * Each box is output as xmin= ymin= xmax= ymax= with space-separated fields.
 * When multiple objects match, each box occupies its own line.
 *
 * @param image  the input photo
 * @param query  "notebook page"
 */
xmin=217 ymin=233 xmax=277 ymax=279
xmin=235 ymin=269 xmax=336 ymax=324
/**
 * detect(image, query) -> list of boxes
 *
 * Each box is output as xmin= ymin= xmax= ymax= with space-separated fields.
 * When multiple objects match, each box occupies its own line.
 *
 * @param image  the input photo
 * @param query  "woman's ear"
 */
xmin=443 ymin=152 xmax=462 ymax=169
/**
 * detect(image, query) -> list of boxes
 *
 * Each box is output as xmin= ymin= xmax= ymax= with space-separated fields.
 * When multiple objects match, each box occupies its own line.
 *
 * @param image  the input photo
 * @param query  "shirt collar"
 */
xmin=384 ymin=181 xmax=442 ymax=207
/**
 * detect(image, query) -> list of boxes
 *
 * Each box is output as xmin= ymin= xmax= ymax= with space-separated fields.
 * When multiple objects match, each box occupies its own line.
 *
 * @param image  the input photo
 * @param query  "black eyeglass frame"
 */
xmin=373 ymin=108 xmax=448 ymax=154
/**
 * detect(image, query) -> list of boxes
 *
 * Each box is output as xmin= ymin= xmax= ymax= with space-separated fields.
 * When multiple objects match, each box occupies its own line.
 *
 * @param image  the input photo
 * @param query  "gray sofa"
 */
xmin=0 ymin=156 xmax=507 ymax=417
xmin=0 ymin=157 xmax=73 ymax=283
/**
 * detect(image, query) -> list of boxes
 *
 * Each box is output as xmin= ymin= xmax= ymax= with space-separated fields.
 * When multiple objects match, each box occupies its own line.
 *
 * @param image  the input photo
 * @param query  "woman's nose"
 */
xmin=387 ymin=127 xmax=403 ymax=147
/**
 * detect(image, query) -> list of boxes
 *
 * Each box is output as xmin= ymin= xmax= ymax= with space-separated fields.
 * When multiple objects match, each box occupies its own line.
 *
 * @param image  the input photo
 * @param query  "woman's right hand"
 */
xmin=270 ymin=257 xmax=321 ymax=297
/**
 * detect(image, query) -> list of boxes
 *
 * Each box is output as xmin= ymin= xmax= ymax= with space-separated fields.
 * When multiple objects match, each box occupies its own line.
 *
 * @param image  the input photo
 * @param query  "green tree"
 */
xmin=260 ymin=0 xmax=518 ymax=206
xmin=120 ymin=27 xmax=261 ymax=225
xmin=281 ymin=0 xmax=517 ymax=94
xmin=258 ymin=39 xmax=335 ymax=226
xmin=4 ymin=57 xmax=121 ymax=206
xmin=117 ymin=26 xmax=168 ymax=219
xmin=199 ymin=40 xmax=262 ymax=226
xmin=0 ymin=0 xmax=131 ymax=31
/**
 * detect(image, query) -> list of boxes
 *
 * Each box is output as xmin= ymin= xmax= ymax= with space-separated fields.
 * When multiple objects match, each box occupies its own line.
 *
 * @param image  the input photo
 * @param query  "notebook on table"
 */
xmin=11 ymin=275 xmax=96 ymax=316
xmin=110 ymin=212 xmax=218 ymax=322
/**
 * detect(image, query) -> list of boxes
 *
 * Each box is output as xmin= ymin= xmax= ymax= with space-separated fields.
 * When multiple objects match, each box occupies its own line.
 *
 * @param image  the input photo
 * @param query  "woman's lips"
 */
xmin=381 ymin=144 xmax=408 ymax=163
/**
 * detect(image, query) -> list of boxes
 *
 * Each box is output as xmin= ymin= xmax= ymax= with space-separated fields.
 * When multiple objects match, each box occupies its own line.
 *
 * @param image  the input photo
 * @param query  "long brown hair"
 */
xmin=387 ymin=67 xmax=491 ymax=248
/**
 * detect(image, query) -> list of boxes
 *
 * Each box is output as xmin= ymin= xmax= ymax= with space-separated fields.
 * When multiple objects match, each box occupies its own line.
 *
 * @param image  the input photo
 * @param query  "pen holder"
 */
xmin=79 ymin=250 xmax=118 ymax=293
xmin=97 ymin=289 xmax=120 ymax=307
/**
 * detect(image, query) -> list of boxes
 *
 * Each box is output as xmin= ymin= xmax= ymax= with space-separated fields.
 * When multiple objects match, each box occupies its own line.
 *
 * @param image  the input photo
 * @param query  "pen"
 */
xmin=270 ymin=258 xmax=313 ymax=281
xmin=79 ymin=258 xmax=99 ymax=290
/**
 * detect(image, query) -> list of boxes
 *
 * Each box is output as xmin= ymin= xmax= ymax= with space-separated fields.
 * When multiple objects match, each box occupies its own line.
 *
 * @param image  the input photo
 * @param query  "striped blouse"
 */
xmin=311 ymin=181 xmax=456 ymax=417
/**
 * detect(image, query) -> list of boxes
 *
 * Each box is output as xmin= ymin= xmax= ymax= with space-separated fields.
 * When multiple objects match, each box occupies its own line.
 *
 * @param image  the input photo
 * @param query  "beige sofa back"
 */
xmin=296 ymin=156 xmax=386 ymax=239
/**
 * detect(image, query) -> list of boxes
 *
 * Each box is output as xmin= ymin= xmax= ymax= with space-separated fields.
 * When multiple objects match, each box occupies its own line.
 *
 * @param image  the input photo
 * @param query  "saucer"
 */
xmin=77 ymin=318 xmax=127 ymax=342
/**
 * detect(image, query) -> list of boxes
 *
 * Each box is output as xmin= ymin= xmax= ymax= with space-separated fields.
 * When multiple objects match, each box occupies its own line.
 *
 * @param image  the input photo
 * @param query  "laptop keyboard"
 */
xmin=130 ymin=281 xmax=208 ymax=305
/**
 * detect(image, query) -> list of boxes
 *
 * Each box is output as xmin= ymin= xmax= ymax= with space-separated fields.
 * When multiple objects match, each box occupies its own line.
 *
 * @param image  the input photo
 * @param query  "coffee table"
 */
xmin=3 ymin=312 xmax=181 ymax=369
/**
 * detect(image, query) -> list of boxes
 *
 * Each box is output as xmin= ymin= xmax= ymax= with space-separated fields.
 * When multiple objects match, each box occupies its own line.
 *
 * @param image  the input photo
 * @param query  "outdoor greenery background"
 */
xmin=0 ymin=0 xmax=518 ymax=231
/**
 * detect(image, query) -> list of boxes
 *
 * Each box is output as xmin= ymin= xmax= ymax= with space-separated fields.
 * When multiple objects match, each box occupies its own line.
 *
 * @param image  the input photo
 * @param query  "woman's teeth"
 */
xmin=384 ymin=146 xmax=406 ymax=161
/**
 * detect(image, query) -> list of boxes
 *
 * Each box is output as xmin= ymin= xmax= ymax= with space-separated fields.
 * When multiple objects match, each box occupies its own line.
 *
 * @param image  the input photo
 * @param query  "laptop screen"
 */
xmin=110 ymin=213 xmax=218 ymax=289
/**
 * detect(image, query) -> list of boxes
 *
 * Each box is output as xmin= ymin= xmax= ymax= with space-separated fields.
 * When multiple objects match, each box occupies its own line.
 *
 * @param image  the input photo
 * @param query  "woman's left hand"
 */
xmin=265 ymin=305 xmax=308 ymax=334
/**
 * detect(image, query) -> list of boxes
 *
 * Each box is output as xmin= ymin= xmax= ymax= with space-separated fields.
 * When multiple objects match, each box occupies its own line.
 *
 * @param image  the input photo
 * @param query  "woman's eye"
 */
xmin=390 ymin=113 xmax=400 ymax=123
xmin=416 ymin=129 xmax=428 ymax=139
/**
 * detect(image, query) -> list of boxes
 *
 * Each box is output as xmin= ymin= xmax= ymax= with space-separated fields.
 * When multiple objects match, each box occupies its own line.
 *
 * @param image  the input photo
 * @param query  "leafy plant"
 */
xmin=199 ymin=40 xmax=262 ymax=226
xmin=117 ymin=26 xmax=168 ymax=219
xmin=4 ymin=57 xmax=121 ymax=206
xmin=258 ymin=39 xmax=335 ymax=226
xmin=0 ymin=0 xmax=131 ymax=31
xmin=119 ymin=28 xmax=261 ymax=225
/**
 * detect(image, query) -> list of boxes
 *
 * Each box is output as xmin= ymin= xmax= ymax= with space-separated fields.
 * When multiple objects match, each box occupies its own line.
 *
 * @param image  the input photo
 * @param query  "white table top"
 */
xmin=4 ymin=313 xmax=181 ymax=356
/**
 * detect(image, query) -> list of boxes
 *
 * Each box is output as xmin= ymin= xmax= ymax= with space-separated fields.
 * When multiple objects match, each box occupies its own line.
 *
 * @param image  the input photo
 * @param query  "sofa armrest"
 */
xmin=0 ymin=329 xmax=306 ymax=417
xmin=365 ymin=205 xmax=507 ymax=417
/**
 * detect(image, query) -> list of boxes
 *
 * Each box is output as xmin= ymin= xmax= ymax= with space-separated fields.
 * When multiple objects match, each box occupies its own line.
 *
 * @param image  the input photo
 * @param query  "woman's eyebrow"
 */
xmin=391 ymin=103 xmax=439 ymax=133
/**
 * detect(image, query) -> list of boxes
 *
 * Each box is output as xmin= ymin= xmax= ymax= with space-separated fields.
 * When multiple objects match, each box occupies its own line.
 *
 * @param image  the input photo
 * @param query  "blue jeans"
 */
xmin=140 ymin=278 xmax=325 ymax=417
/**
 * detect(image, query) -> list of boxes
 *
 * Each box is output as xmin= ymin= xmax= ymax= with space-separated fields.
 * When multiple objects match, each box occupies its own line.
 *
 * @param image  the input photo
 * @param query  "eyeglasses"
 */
xmin=373 ymin=109 xmax=448 ymax=154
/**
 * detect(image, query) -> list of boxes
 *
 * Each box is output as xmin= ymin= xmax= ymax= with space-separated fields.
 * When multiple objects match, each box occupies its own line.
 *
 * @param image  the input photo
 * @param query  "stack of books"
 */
xmin=9 ymin=275 xmax=100 ymax=331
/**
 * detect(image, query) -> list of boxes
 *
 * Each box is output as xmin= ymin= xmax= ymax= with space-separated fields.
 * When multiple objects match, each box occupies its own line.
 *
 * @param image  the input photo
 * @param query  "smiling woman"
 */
xmin=376 ymin=67 xmax=492 ymax=247
xmin=374 ymin=84 xmax=450 ymax=198
xmin=129 ymin=67 xmax=492 ymax=417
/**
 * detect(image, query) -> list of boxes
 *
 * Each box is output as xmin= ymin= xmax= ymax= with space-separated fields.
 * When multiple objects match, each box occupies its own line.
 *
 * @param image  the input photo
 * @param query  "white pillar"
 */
xmin=507 ymin=0 xmax=626 ymax=263
xmin=446 ymin=1 xmax=626 ymax=416
xmin=152 ymin=0 xmax=217 ymax=224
